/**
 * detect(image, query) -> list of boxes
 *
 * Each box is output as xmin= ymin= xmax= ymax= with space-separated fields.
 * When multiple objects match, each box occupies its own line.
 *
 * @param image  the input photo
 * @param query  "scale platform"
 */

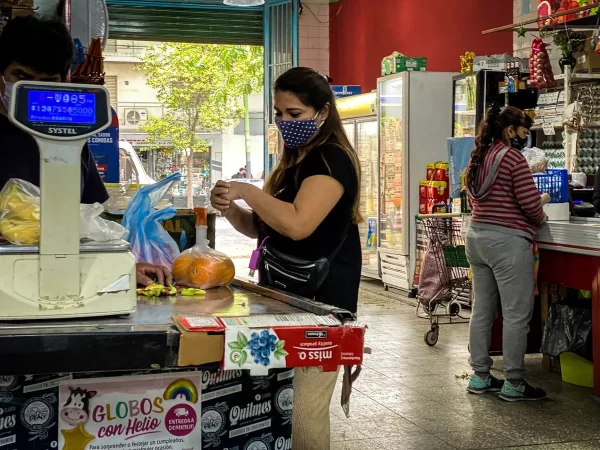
xmin=0 ymin=81 xmax=136 ymax=320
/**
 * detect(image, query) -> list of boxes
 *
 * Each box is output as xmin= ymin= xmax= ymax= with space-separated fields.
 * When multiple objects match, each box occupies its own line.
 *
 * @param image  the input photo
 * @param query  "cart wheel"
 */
xmin=424 ymin=328 xmax=439 ymax=346
xmin=450 ymin=302 xmax=461 ymax=317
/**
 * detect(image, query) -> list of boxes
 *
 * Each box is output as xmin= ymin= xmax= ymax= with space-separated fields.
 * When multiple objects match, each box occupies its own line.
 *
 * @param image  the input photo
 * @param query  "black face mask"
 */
xmin=511 ymin=135 xmax=528 ymax=150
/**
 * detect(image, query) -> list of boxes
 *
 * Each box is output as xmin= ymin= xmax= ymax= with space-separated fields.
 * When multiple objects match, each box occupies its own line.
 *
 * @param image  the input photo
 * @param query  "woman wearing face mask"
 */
xmin=465 ymin=105 xmax=548 ymax=401
xmin=211 ymin=67 xmax=361 ymax=449
xmin=509 ymin=111 xmax=533 ymax=151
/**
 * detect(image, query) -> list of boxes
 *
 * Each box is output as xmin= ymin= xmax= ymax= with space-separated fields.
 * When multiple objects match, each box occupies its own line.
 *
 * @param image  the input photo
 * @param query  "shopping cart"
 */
xmin=415 ymin=213 xmax=471 ymax=346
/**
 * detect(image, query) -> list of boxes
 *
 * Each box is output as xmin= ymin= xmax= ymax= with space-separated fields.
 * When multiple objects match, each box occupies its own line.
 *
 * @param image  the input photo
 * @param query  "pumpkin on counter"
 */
xmin=173 ymin=250 xmax=235 ymax=289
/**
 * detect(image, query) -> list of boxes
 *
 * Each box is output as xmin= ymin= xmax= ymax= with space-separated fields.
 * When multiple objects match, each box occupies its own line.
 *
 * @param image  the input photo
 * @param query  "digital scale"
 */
xmin=0 ymin=81 xmax=136 ymax=320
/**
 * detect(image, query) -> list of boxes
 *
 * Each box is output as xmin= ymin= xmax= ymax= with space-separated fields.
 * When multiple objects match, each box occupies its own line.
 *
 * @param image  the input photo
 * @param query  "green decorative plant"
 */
xmin=553 ymin=29 xmax=587 ymax=55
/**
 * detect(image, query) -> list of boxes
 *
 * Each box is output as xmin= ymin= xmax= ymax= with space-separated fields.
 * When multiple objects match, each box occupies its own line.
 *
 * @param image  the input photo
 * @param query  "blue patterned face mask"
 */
xmin=275 ymin=112 xmax=322 ymax=149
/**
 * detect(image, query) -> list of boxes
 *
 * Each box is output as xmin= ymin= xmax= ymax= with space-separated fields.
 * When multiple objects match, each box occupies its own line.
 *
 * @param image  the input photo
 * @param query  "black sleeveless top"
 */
xmin=257 ymin=142 xmax=361 ymax=313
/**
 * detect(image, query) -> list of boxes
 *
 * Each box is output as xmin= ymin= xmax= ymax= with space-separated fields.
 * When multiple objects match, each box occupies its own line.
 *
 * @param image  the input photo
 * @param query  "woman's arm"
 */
xmin=234 ymin=175 xmax=344 ymax=241
xmin=223 ymin=202 xmax=259 ymax=239
xmin=511 ymin=155 xmax=547 ymax=227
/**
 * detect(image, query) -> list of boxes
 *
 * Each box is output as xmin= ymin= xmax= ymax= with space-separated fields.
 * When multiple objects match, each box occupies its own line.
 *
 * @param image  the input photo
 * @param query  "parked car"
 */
xmin=225 ymin=179 xmax=264 ymax=209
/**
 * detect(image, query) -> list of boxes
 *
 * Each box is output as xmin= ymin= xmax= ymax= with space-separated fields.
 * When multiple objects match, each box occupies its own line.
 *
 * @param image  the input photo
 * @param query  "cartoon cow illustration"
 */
xmin=61 ymin=387 xmax=96 ymax=426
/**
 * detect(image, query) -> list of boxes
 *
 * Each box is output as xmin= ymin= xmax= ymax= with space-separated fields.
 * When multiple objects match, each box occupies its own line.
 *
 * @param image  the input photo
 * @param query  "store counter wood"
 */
xmin=536 ymin=218 xmax=600 ymax=397
xmin=0 ymin=280 xmax=347 ymax=376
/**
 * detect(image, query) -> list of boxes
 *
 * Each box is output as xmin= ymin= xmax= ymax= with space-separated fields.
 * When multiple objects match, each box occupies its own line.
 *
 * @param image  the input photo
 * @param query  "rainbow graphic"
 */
xmin=163 ymin=378 xmax=198 ymax=404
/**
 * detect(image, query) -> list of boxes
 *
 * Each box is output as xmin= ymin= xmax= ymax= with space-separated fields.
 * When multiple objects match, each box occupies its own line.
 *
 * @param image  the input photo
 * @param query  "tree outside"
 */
xmin=137 ymin=43 xmax=263 ymax=207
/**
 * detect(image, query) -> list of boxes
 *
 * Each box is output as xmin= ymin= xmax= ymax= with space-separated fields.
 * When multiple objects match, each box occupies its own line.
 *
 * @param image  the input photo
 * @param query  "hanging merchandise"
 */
xmin=460 ymin=52 xmax=475 ymax=74
xmin=72 ymin=37 xmax=105 ymax=85
xmin=529 ymin=38 xmax=557 ymax=89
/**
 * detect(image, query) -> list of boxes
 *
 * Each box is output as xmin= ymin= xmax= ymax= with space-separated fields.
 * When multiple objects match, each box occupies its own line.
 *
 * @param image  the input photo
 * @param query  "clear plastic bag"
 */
xmin=0 ymin=178 xmax=125 ymax=245
xmin=122 ymin=172 xmax=181 ymax=267
xmin=80 ymin=203 xmax=126 ymax=241
xmin=172 ymin=208 xmax=235 ymax=289
xmin=522 ymin=147 xmax=549 ymax=174
xmin=540 ymin=303 xmax=592 ymax=357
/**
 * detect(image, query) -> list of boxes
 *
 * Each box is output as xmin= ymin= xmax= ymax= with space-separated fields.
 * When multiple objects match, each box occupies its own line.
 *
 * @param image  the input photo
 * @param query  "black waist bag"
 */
xmin=258 ymin=227 xmax=348 ymax=299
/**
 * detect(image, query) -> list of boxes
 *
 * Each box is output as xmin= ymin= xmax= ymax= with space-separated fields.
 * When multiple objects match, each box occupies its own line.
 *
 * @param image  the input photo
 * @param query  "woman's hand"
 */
xmin=210 ymin=180 xmax=232 ymax=213
xmin=136 ymin=263 xmax=173 ymax=286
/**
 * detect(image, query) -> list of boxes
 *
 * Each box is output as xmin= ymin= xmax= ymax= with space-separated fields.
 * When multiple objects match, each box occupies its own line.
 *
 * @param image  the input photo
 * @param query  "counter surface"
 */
xmin=536 ymin=218 xmax=600 ymax=256
xmin=0 ymin=280 xmax=348 ymax=375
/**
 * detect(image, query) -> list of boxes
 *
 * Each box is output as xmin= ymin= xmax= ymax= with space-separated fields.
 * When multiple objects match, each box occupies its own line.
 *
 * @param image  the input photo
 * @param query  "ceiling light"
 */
xmin=223 ymin=0 xmax=265 ymax=6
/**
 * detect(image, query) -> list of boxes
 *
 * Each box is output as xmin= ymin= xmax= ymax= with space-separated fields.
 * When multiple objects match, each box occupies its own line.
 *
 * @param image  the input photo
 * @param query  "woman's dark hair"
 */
xmin=0 ymin=15 xmax=74 ymax=79
xmin=466 ymin=105 xmax=530 ymax=192
xmin=266 ymin=67 xmax=362 ymax=224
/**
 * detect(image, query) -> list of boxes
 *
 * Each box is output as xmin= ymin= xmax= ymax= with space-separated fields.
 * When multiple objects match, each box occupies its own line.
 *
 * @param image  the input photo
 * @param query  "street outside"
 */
xmin=215 ymin=216 xmax=255 ymax=281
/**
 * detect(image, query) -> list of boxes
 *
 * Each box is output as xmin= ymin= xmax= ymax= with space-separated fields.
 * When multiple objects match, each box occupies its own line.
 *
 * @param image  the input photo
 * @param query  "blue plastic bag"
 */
xmin=122 ymin=172 xmax=182 ymax=267
xmin=447 ymin=137 xmax=475 ymax=199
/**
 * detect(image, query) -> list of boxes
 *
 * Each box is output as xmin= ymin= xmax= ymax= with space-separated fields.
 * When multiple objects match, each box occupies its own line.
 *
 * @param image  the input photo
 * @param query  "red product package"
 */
xmin=434 ymin=162 xmax=450 ymax=184
xmin=419 ymin=180 xmax=429 ymax=214
xmin=220 ymin=314 xmax=367 ymax=375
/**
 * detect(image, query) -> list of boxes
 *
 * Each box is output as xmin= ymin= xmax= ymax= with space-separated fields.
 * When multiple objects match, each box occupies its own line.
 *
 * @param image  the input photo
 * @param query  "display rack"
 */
xmin=532 ymin=68 xmax=600 ymax=173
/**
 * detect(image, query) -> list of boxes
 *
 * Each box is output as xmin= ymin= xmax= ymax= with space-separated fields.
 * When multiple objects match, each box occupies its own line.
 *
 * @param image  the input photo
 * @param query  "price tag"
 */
xmin=558 ymin=90 xmax=566 ymax=103
xmin=542 ymin=122 xmax=556 ymax=135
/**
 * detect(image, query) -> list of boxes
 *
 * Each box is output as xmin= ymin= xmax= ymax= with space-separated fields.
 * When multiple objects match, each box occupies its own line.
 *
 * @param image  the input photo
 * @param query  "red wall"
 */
xmin=329 ymin=0 xmax=513 ymax=92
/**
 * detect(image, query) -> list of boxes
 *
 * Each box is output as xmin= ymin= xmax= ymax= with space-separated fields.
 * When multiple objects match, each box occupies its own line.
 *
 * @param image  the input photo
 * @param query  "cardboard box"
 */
xmin=381 ymin=54 xmax=427 ymax=76
xmin=174 ymin=316 xmax=226 ymax=367
xmin=473 ymin=54 xmax=529 ymax=72
xmin=201 ymin=367 xmax=293 ymax=449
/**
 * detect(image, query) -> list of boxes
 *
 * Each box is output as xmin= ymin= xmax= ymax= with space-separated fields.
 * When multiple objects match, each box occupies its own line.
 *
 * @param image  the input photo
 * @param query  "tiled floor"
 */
xmin=330 ymin=281 xmax=600 ymax=450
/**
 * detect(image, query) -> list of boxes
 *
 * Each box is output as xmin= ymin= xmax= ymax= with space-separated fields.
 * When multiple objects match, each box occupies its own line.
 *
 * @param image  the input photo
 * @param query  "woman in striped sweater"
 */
xmin=465 ymin=105 xmax=548 ymax=402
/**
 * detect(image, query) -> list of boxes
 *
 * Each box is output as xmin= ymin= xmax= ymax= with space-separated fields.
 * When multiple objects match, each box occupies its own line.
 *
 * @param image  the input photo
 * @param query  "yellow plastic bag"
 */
xmin=0 ymin=178 xmax=41 ymax=244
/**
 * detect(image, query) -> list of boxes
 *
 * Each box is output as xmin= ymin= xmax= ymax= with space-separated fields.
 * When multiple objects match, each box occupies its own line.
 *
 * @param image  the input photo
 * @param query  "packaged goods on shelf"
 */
xmin=381 ymin=52 xmax=427 ymax=76
xmin=473 ymin=54 xmax=528 ymax=72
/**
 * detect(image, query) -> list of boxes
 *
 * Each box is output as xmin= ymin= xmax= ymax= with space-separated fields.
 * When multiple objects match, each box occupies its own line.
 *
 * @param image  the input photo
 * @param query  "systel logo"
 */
xmin=48 ymin=127 xmax=77 ymax=135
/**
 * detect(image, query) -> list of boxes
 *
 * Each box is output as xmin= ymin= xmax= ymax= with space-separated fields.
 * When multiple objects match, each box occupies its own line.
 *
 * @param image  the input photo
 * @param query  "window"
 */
xmin=105 ymin=75 xmax=118 ymax=109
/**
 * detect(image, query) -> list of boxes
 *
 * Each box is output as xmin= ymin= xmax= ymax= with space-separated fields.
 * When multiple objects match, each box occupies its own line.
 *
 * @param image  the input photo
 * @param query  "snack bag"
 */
xmin=0 ymin=178 xmax=125 ymax=245
xmin=426 ymin=163 xmax=436 ymax=181
xmin=172 ymin=207 xmax=235 ymax=289
xmin=434 ymin=162 xmax=450 ymax=183
xmin=419 ymin=180 xmax=429 ymax=214
xmin=0 ymin=178 xmax=41 ymax=244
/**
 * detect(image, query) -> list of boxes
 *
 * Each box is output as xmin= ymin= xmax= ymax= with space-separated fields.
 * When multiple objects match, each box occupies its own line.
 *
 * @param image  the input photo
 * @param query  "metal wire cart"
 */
xmin=415 ymin=213 xmax=471 ymax=346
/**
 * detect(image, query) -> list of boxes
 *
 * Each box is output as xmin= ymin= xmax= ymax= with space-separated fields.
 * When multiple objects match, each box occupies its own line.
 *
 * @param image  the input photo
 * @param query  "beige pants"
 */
xmin=292 ymin=367 xmax=339 ymax=449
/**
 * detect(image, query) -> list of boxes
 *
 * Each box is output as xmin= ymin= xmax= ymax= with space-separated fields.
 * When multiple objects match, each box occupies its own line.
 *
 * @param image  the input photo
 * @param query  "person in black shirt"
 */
xmin=0 ymin=15 xmax=108 ymax=205
xmin=0 ymin=16 xmax=172 ymax=286
xmin=210 ymin=67 xmax=361 ymax=450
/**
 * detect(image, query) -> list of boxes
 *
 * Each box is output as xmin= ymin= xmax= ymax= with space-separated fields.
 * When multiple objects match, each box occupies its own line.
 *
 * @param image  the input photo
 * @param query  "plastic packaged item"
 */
xmin=0 ymin=178 xmax=125 ymax=245
xmin=122 ymin=172 xmax=181 ymax=267
xmin=172 ymin=207 xmax=235 ymax=289
xmin=434 ymin=162 xmax=450 ymax=183
xmin=80 ymin=203 xmax=126 ymax=241
xmin=540 ymin=303 xmax=592 ymax=357
xmin=522 ymin=147 xmax=549 ymax=173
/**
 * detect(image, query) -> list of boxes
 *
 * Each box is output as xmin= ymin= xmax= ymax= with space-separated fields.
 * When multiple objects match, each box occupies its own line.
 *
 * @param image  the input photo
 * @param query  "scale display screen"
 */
xmin=27 ymin=90 xmax=96 ymax=124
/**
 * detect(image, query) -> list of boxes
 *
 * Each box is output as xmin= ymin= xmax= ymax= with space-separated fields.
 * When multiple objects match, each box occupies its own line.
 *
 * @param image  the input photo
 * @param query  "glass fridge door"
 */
xmin=357 ymin=119 xmax=379 ymax=276
xmin=378 ymin=75 xmax=404 ymax=252
xmin=453 ymin=74 xmax=477 ymax=137
xmin=342 ymin=120 xmax=356 ymax=148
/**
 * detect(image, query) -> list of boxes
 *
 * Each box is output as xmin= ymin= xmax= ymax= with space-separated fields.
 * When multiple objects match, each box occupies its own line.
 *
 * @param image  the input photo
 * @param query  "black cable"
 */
xmin=300 ymin=0 xmax=343 ymax=25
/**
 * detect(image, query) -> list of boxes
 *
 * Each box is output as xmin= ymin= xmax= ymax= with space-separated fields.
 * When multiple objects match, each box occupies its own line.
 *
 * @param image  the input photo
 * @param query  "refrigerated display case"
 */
xmin=378 ymin=72 xmax=455 ymax=291
xmin=452 ymin=71 xmax=538 ymax=137
xmin=340 ymin=92 xmax=380 ymax=279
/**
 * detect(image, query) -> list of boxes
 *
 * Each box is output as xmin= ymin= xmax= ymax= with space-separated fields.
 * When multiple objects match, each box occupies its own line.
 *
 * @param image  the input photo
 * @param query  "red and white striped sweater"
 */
xmin=467 ymin=142 xmax=546 ymax=239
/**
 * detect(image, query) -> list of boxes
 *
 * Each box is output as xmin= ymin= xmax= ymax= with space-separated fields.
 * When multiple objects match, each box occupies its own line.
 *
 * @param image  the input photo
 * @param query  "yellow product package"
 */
xmin=0 ymin=178 xmax=41 ymax=244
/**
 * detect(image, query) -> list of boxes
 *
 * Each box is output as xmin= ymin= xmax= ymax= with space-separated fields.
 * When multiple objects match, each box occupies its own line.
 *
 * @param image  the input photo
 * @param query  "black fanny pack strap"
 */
xmin=327 ymin=221 xmax=351 ymax=263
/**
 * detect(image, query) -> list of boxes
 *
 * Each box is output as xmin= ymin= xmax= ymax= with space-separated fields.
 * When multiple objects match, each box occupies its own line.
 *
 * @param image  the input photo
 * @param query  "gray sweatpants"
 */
xmin=466 ymin=226 xmax=535 ymax=381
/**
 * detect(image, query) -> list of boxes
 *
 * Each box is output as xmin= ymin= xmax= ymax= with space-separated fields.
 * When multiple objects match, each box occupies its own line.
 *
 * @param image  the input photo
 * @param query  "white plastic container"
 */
xmin=543 ymin=202 xmax=570 ymax=221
